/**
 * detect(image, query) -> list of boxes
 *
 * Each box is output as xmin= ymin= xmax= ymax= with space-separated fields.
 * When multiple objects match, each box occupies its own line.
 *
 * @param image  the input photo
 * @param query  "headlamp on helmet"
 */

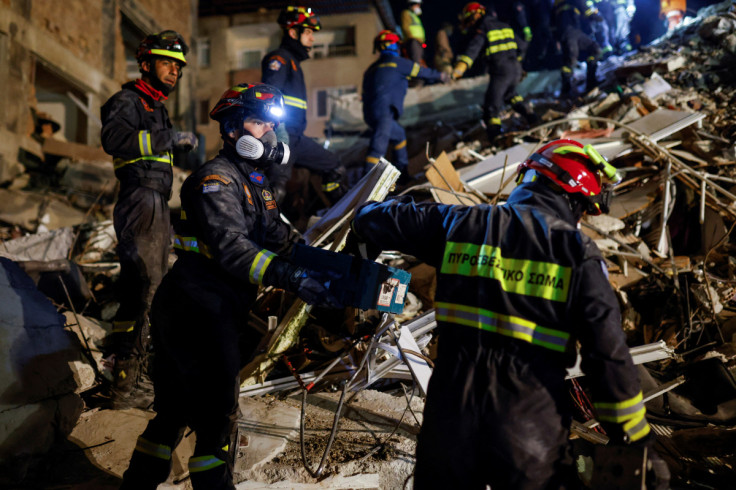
xmin=517 ymin=139 xmax=621 ymax=215
xmin=210 ymin=83 xmax=286 ymax=135
xmin=278 ymin=6 xmax=322 ymax=32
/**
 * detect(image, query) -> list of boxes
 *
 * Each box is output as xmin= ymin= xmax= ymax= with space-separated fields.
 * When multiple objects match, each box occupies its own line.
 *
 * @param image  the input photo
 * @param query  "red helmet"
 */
xmin=278 ymin=6 xmax=322 ymax=31
xmin=517 ymin=139 xmax=620 ymax=215
xmin=136 ymin=30 xmax=188 ymax=66
xmin=461 ymin=2 xmax=486 ymax=20
xmin=210 ymin=83 xmax=285 ymax=129
xmin=374 ymin=30 xmax=402 ymax=53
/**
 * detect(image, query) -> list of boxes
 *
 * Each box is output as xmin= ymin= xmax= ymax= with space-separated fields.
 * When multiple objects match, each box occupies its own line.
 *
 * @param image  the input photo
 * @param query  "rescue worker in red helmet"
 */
xmin=350 ymin=139 xmax=669 ymax=488
xmin=362 ymin=30 xmax=448 ymax=182
xmin=100 ymin=30 xmax=198 ymax=409
xmin=261 ymin=6 xmax=346 ymax=208
xmin=452 ymin=4 xmax=539 ymax=142
xmin=120 ymin=83 xmax=340 ymax=490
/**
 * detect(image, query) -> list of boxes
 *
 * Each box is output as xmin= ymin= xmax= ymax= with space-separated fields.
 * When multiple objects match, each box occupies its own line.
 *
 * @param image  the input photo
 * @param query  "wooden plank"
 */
xmin=425 ymin=151 xmax=463 ymax=192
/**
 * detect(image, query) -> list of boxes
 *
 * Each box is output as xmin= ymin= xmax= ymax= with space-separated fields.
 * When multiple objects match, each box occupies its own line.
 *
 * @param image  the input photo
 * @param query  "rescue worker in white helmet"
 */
xmin=120 ymin=83 xmax=340 ymax=490
xmin=350 ymin=139 xmax=670 ymax=488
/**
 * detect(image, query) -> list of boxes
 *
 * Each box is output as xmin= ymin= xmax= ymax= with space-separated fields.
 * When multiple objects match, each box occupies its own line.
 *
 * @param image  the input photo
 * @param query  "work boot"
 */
xmin=109 ymin=354 xmax=154 ymax=410
xmin=486 ymin=123 xmax=503 ymax=143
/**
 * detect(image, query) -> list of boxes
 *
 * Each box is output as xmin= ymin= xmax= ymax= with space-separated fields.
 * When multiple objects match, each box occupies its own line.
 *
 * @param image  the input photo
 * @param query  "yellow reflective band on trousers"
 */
xmin=436 ymin=301 xmax=570 ymax=352
xmin=114 ymin=153 xmax=173 ymax=170
xmin=441 ymin=241 xmax=571 ymax=302
xmin=250 ymin=249 xmax=276 ymax=285
xmin=173 ymin=235 xmax=213 ymax=258
xmin=138 ymin=131 xmax=153 ymax=156
xmin=594 ymin=392 xmax=650 ymax=442
xmin=322 ymin=181 xmax=340 ymax=192
xmin=510 ymin=95 xmax=524 ymax=104
xmin=134 ymin=436 xmax=172 ymax=460
xmin=365 ymin=156 xmax=380 ymax=164
xmin=284 ymin=95 xmax=307 ymax=110
xmin=112 ymin=320 xmax=136 ymax=333
xmin=189 ymin=454 xmax=226 ymax=473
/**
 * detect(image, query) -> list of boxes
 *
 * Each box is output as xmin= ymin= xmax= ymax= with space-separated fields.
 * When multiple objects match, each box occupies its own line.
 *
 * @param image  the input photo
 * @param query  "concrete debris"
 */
xmin=4 ymin=1 xmax=736 ymax=488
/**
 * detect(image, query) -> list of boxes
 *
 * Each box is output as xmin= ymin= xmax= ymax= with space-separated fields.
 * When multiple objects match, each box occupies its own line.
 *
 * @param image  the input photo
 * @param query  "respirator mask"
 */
xmin=235 ymin=130 xmax=290 ymax=168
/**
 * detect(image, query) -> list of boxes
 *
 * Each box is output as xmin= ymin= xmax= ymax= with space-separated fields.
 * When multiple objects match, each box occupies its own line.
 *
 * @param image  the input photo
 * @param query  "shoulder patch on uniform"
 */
xmin=249 ymin=172 xmax=265 ymax=185
xmin=198 ymin=174 xmax=232 ymax=187
xmin=202 ymin=182 xmax=221 ymax=193
xmin=139 ymin=97 xmax=154 ymax=112
xmin=268 ymin=56 xmax=286 ymax=71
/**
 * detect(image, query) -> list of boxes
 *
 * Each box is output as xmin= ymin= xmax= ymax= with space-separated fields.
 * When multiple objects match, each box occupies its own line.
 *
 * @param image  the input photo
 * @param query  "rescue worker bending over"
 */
xmin=351 ymin=139 xmax=670 ymax=489
xmin=261 ymin=6 xmax=346 ymax=205
xmin=100 ymin=30 xmax=197 ymax=409
xmin=362 ymin=30 xmax=448 ymax=182
xmin=452 ymin=4 xmax=539 ymax=142
xmin=610 ymin=0 xmax=635 ymax=54
xmin=554 ymin=0 xmax=602 ymax=98
xmin=120 ymin=84 xmax=339 ymax=490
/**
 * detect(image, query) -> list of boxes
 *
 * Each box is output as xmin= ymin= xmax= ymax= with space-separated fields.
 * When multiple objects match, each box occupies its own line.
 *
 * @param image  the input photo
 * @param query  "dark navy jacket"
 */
xmin=361 ymin=53 xmax=444 ymax=123
xmin=261 ymin=37 xmax=310 ymax=136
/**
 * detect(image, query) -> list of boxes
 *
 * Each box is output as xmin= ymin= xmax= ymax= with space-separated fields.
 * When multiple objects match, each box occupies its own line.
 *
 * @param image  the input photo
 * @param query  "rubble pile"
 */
xmin=2 ymin=2 xmax=736 ymax=489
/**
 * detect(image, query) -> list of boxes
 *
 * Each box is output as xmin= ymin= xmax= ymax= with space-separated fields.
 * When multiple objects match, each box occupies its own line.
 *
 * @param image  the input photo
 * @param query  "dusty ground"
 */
xmin=11 ymin=389 xmax=422 ymax=489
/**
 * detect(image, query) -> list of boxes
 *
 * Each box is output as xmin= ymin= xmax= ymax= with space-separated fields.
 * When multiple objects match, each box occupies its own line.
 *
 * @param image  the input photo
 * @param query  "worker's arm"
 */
xmin=261 ymin=53 xmax=290 ymax=90
xmin=351 ymin=198 xmax=453 ymax=267
xmin=453 ymin=15 xmax=491 ymax=78
xmin=395 ymin=57 xmax=448 ymax=84
xmin=572 ymin=256 xmax=651 ymax=444
xmin=101 ymin=92 xmax=175 ymax=159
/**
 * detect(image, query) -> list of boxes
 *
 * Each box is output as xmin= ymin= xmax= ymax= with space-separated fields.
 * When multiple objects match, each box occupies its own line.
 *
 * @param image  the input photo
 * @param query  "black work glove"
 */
xmin=174 ymin=131 xmax=198 ymax=152
xmin=263 ymin=257 xmax=343 ymax=308
xmin=343 ymin=229 xmax=382 ymax=261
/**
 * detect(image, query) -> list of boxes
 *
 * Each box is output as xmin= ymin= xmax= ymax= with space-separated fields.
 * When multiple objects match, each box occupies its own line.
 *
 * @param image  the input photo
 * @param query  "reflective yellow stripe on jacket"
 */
xmin=485 ymin=28 xmax=518 ymax=56
xmin=283 ymin=95 xmax=307 ymax=110
xmin=173 ymin=234 xmax=212 ymax=258
xmin=441 ymin=241 xmax=572 ymax=302
xmin=594 ymin=392 xmax=651 ymax=442
xmin=249 ymin=249 xmax=276 ymax=285
xmin=436 ymin=301 xmax=570 ymax=352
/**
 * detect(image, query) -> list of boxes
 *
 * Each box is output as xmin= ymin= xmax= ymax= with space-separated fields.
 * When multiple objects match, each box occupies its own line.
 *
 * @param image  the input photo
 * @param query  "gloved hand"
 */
xmin=452 ymin=61 xmax=468 ymax=80
xmin=343 ymin=229 xmax=382 ymax=261
xmin=263 ymin=257 xmax=343 ymax=308
xmin=174 ymin=131 xmax=198 ymax=152
xmin=523 ymin=26 xmax=532 ymax=42
xmin=439 ymin=71 xmax=451 ymax=84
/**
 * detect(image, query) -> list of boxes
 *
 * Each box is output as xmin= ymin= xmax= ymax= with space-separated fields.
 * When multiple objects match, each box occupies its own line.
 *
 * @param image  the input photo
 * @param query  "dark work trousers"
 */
xmin=121 ymin=268 xmax=261 ymax=490
xmin=404 ymin=38 xmax=425 ymax=65
xmin=266 ymin=131 xmax=343 ymax=191
xmin=365 ymin=114 xmax=408 ymax=174
xmin=560 ymin=27 xmax=601 ymax=71
xmin=413 ymin=337 xmax=575 ymax=490
xmin=483 ymin=56 xmax=534 ymax=126
xmin=111 ymin=181 xmax=170 ymax=356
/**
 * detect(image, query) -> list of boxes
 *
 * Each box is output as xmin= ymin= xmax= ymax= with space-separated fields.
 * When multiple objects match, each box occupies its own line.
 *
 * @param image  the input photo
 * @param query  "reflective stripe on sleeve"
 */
xmin=189 ymin=454 xmax=226 ymax=473
xmin=595 ymin=392 xmax=651 ymax=442
xmin=173 ymin=235 xmax=213 ymax=258
xmin=284 ymin=95 xmax=307 ymax=110
xmin=134 ymin=437 xmax=172 ymax=460
xmin=138 ymin=131 xmax=153 ymax=156
xmin=250 ymin=249 xmax=276 ymax=285
xmin=441 ymin=241 xmax=571 ymax=302
xmin=436 ymin=301 xmax=570 ymax=352
xmin=410 ymin=63 xmax=421 ymax=77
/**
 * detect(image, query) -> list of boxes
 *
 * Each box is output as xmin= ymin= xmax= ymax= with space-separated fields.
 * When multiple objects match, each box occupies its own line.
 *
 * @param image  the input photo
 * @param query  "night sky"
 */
xmin=389 ymin=0 xmax=725 ymax=64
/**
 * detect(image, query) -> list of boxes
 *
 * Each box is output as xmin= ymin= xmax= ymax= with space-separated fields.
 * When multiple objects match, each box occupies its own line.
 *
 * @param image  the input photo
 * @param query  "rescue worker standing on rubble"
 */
xmin=362 ymin=30 xmax=448 ymax=182
xmin=452 ymin=3 xmax=539 ymax=142
xmin=610 ymin=0 xmax=635 ymax=54
xmin=120 ymin=83 xmax=340 ymax=490
xmin=261 ymin=6 xmax=346 ymax=205
xmin=401 ymin=0 xmax=426 ymax=65
xmin=100 ymin=30 xmax=197 ymax=409
xmin=554 ymin=0 xmax=602 ymax=98
xmin=351 ymin=139 xmax=670 ymax=489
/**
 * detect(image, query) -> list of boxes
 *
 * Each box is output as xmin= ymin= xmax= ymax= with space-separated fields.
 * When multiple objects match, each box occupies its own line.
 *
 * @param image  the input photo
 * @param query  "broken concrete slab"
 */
xmin=0 ymin=188 xmax=88 ymax=232
xmin=236 ymin=396 xmax=300 ymax=473
xmin=0 ymin=226 xmax=75 ymax=262
xmin=0 ymin=257 xmax=84 ymax=483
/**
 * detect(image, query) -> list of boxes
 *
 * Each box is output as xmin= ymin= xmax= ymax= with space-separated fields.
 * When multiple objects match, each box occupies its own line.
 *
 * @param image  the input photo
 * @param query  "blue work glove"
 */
xmin=174 ymin=131 xmax=198 ymax=152
xmin=263 ymin=257 xmax=343 ymax=308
